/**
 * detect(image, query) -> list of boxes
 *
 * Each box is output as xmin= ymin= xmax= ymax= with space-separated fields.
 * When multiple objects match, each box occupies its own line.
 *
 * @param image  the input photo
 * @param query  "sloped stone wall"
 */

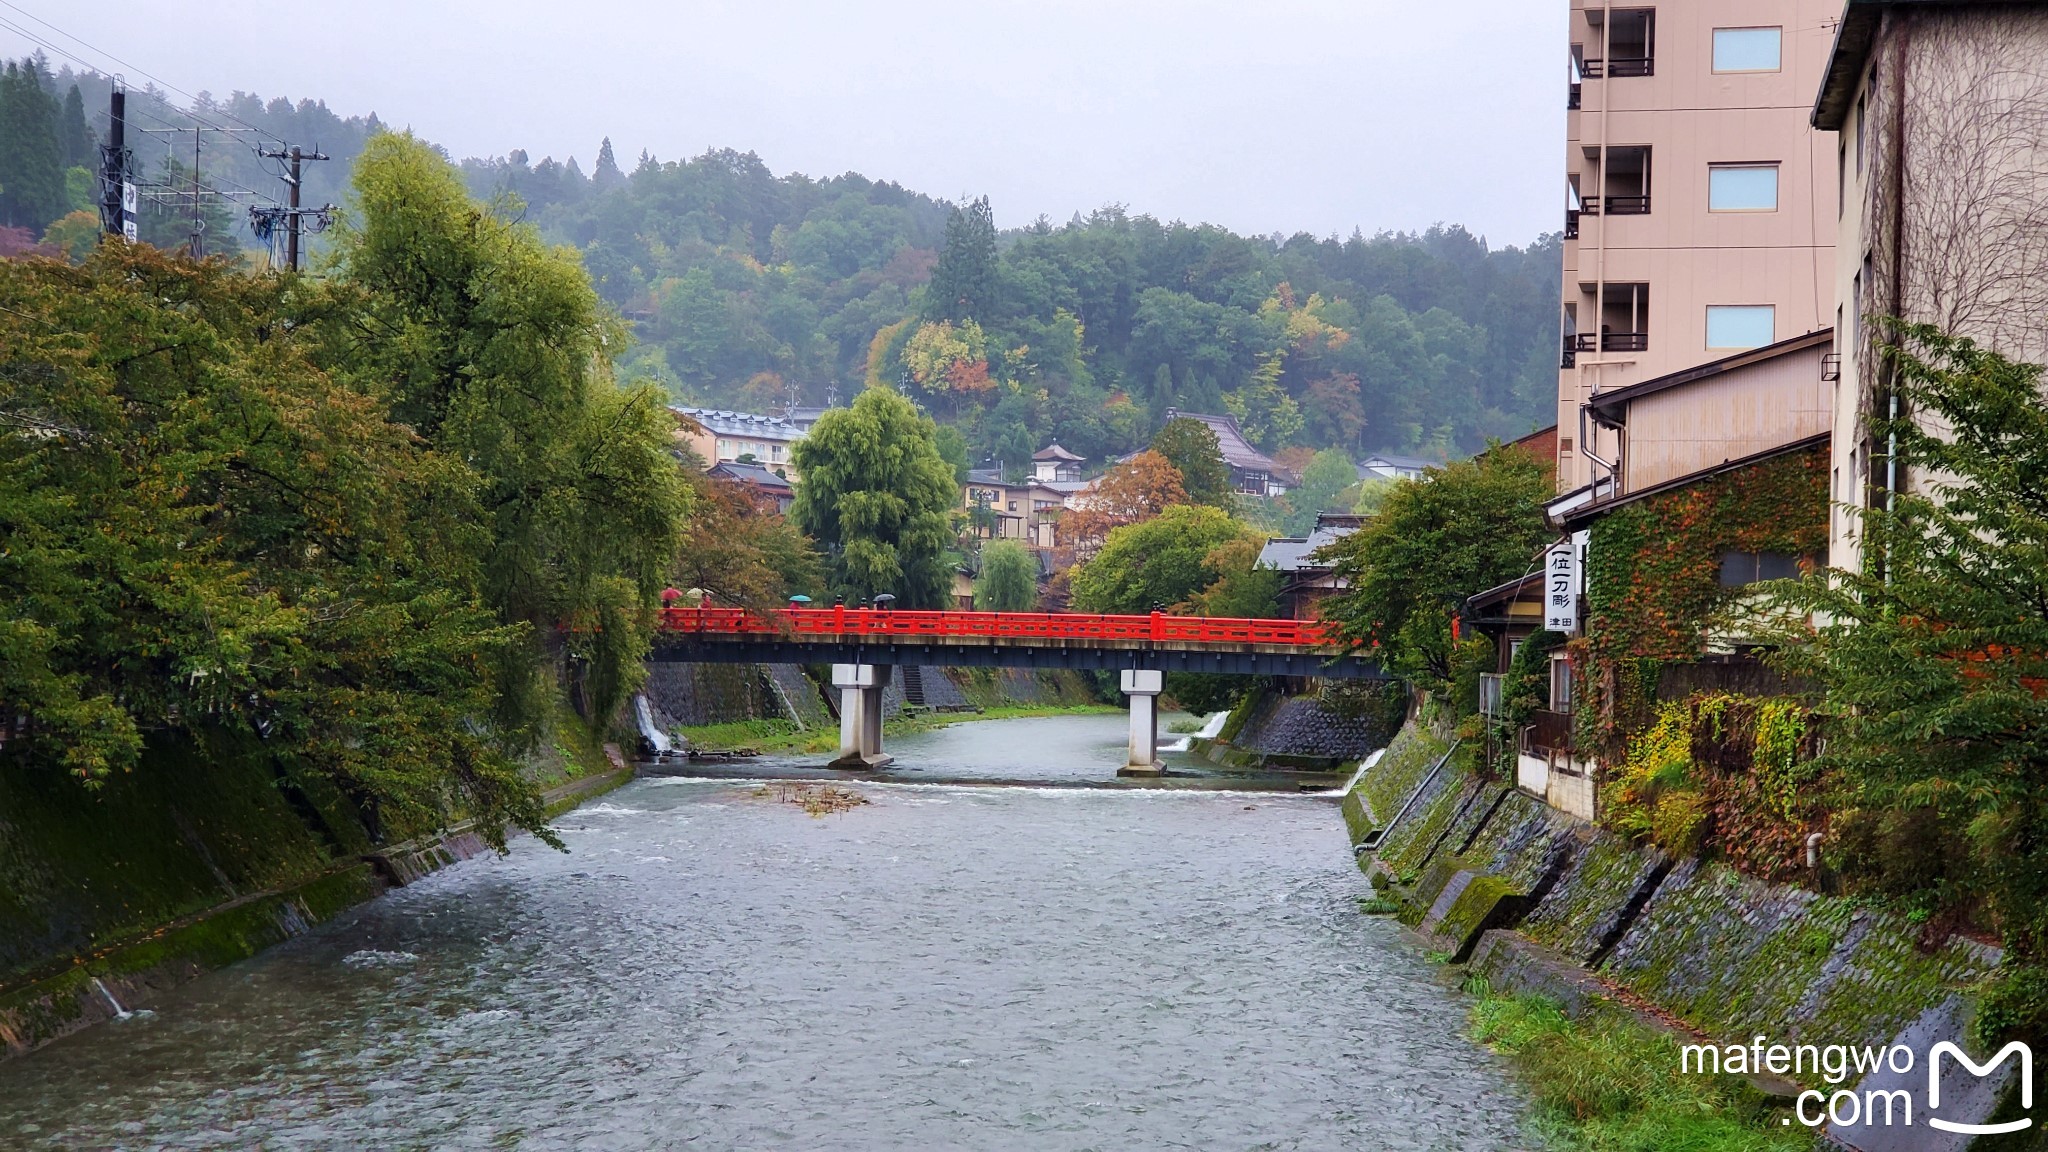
xmin=1231 ymin=692 xmax=1403 ymax=761
xmin=642 ymin=662 xmax=779 ymax=727
xmin=1348 ymin=718 xmax=2002 ymax=1063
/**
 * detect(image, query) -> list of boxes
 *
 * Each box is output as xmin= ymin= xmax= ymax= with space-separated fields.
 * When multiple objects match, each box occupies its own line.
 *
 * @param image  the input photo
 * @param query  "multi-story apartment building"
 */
xmin=671 ymin=407 xmax=807 ymax=477
xmin=1812 ymin=0 xmax=2048 ymax=571
xmin=1558 ymin=1 xmax=1841 ymax=493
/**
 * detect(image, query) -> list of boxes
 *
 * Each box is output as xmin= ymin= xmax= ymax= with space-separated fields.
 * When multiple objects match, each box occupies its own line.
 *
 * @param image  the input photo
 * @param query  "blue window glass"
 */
xmin=1706 ymin=306 xmax=1776 ymax=349
xmin=1709 ymin=166 xmax=1779 ymax=211
xmin=1713 ymin=28 xmax=1782 ymax=72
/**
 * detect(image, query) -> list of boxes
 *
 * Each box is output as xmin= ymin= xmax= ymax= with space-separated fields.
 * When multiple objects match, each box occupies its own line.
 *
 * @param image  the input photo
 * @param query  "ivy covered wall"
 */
xmin=1570 ymin=445 xmax=1830 ymax=877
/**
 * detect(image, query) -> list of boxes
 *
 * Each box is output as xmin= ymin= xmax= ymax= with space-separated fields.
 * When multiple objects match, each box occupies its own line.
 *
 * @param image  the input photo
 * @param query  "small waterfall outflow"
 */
xmin=633 ymin=695 xmax=677 ymax=760
xmin=1158 ymin=709 xmax=1233 ymax=754
xmin=1337 ymin=748 xmax=1388 ymax=797
xmin=90 ymin=977 xmax=131 ymax=1021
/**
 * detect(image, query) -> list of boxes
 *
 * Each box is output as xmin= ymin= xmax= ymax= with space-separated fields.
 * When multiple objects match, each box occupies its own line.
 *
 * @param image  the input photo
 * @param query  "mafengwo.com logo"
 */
xmin=1681 ymin=1036 xmax=2032 ymax=1134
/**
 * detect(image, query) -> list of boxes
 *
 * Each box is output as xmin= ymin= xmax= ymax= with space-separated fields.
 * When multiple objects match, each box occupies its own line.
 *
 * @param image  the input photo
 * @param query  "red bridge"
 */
xmin=652 ymin=607 xmax=1389 ymax=775
xmin=653 ymin=606 xmax=1384 ymax=680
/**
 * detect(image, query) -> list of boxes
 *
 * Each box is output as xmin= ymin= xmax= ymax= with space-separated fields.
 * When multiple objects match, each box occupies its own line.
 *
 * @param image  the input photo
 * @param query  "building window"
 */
xmin=1837 ymin=141 xmax=1847 ymax=219
xmin=1719 ymin=551 xmax=1805 ymax=587
xmin=1855 ymin=93 xmax=1867 ymax=174
xmin=1712 ymin=27 xmax=1781 ymax=73
xmin=1708 ymin=164 xmax=1779 ymax=212
xmin=1706 ymin=305 xmax=1775 ymax=349
xmin=1550 ymin=656 xmax=1573 ymax=710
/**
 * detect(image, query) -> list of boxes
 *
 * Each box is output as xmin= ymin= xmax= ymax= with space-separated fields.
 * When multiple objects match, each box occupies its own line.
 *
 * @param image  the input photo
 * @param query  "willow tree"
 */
xmin=974 ymin=541 xmax=1038 ymax=612
xmin=789 ymin=387 xmax=957 ymax=608
xmin=329 ymin=131 xmax=690 ymax=738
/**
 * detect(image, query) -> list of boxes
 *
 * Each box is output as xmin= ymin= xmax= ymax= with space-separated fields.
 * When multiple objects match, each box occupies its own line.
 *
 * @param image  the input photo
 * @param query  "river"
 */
xmin=0 ymin=714 xmax=1530 ymax=1150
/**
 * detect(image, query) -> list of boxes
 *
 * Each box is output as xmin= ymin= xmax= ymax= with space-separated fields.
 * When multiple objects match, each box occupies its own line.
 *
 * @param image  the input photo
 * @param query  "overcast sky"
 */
xmin=5 ymin=0 xmax=1564 ymax=245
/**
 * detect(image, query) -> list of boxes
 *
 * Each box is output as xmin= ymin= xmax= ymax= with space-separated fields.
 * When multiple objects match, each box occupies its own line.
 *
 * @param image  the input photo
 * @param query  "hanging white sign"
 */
xmin=1545 ymin=538 xmax=1580 ymax=633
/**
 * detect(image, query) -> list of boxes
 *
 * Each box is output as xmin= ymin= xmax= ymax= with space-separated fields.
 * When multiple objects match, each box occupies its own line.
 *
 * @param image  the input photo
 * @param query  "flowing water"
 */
xmin=0 ymin=714 xmax=1530 ymax=1150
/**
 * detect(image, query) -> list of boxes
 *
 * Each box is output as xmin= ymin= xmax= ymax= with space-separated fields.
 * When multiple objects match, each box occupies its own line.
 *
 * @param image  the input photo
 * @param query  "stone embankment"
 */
xmin=1345 ymin=721 xmax=2013 ymax=1149
xmin=0 ymin=729 xmax=633 ymax=1062
xmin=1188 ymin=685 xmax=1406 ymax=772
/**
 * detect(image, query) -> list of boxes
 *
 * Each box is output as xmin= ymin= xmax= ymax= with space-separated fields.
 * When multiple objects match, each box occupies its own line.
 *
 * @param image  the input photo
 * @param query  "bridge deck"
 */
xmin=651 ymin=607 xmax=1390 ymax=679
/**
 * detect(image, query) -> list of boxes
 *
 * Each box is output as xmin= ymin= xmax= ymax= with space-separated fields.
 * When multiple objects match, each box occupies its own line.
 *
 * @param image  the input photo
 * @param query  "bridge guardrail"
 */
xmin=656 ymin=606 xmax=1346 ymax=649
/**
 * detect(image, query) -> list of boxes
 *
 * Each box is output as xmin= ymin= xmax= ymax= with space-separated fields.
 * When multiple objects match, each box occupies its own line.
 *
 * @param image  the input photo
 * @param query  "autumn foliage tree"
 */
xmin=1060 ymin=450 xmax=1188 ymax=553
xmin=671 ymin=473 xmax=825 ymax=611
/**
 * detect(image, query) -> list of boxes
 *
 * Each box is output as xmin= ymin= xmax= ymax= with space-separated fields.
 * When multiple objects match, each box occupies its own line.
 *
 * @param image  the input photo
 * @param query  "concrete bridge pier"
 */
xmin=1117 ymin=669 xmax=1165 ymax=777
xmin=830 ymin=663 xmax=894 ymax=768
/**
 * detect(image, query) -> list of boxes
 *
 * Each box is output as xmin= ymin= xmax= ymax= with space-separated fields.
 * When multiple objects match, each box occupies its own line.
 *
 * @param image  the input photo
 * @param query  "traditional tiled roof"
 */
xmin=672 ymin=407 xmax=806 ymax=441
xmin=1033 ymin=443 xmax=1085 ymax=462
xmin=1256 ymin=522 xmax=1360 ymax=572
xmin=1162 ymin=409 xmax=1280 ymax=476
xmin=707 ymin=460 xmax=793 ymax=491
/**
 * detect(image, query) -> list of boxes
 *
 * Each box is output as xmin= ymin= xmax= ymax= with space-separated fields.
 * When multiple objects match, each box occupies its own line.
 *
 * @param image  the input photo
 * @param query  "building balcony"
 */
xmin=1523 ymin=708 xmax=1575 ymax=756
xmin=1568 ymin=82 xmax=1581 ymax=110
xmin=1560 ymin=334 xmax=1579 ymax=369
xmin=1578 ymin=196 xmax=1650 ymax=216
xmin=1582 ymin=57 xmax=1653 ymax=79
xmin=1568 ymin=333 xmax=1598 ymax=354
xmin=1564 ymin=209 xmax=1579 ymax=239
xmin=1601 ymin=332 xmax=1648 ymax=353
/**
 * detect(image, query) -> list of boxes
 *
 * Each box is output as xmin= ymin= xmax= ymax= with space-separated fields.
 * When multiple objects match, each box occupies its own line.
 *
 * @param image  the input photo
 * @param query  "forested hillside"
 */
xmin=483 ymin=145 xmax=1562 ymax=466
xmin=13 ymin=57 xmax=1562 ymax=467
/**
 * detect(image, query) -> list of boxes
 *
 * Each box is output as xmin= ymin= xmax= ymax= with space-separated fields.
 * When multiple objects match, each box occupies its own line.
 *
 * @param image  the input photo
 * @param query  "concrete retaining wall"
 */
xmin=1349 ymin=717 xmax=2002 ymax=1074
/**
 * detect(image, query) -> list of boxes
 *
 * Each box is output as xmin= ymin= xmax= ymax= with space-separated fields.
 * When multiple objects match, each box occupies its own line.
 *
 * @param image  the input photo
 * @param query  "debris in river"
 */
xmin=753 ymin=783 xmax=870 ymax=816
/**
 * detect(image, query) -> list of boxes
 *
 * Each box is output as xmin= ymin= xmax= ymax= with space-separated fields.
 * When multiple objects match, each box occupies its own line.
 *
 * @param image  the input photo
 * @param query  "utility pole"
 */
xmin=189 ymin=126 xmax=203 ymax=258
xmin=257 ymin=144 xmax=330 ymax=271
xmin=97 ymin=86 xmax=134 ymax=240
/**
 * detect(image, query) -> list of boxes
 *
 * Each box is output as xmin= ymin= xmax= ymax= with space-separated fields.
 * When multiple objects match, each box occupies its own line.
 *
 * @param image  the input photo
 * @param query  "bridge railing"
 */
xmin=656 ymin=606 xmax=1346 ymax=649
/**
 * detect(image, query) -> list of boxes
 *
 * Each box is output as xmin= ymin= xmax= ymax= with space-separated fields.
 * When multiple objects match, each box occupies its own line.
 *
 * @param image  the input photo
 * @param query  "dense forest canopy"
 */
xmin=13 ymin=58 xmax=1562 ymax=467
xmin=485 ymin=144 xmax=1562 ymax=466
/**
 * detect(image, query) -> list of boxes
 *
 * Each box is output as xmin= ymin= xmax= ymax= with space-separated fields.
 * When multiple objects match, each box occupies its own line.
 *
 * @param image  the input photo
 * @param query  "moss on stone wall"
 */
xmin=1348 ymin=714 xmax=2002 ymax=1078
xmin=0 ymin=728 xmax=356 ymax=984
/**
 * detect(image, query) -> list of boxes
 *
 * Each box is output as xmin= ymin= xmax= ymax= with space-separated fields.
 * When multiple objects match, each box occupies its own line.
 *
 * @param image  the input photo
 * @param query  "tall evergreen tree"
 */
xmin=0 ymin=61 xmax=65 ymax=231
xmin=592 ymin=136 xmax=623 ymax=189
xmin=923 ymin=194 xmax=996 ymax=323
xmin=58 ymin=83 xmax=90 ymax=170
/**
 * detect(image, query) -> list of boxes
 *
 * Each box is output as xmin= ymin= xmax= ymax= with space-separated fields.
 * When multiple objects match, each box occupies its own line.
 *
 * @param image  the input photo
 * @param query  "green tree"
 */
xmin=924 ymin=194 xmax=996 ymax=324
xmin=1774 ymin=325 xmax=2048 ymax=1010
xmin=57 ymin=83 xmax=90 ymax=169
xmin=39 ymin=208 xmax=96 ymax=262
xmin=330 ymin=131 xmax=690 ymax=738
xmin=0 ymin=60 xmax=65 ymax=232
xmin=0 ymin=243 xmax=555 ymax=843
xmin=1319 ymin=445 xmax=1551 ymax=684
xmin=1070 ymin=504 xmax=1259 ymax=615
xmin=789 ymin=387 xmax=958 ymax=607
xmin=1151 ymin=417 xmax=1233 ymax=507
xmin=592 ymin=136 xmax=624 ymax=190
xmin=1283 ymin=448 xmax=1357 ymax=536
xmin=974 ymin=540 xmax=1038 ymax=612
xmin=1225 ymin=363 xmax=1304 ymax=453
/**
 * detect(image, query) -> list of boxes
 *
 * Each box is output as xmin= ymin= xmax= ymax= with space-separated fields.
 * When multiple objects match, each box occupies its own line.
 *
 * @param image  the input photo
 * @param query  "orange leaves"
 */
xmin=1060 ymin=450 xmax=1188 ymax=550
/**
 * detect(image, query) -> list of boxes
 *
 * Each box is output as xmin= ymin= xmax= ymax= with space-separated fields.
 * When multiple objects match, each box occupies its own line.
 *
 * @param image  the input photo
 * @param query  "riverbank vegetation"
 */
xmin=1317 ymin=439 xmax=1553 ymax=688
xmin=1466 ymin=981 xmax=1810 ymax=1152
xmin=1 ymin=131 xmax=686 ymax=847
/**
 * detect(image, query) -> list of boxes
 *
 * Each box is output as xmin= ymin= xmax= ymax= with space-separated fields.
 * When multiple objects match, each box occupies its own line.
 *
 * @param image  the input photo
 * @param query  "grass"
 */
xmin=678 ymin=703 xmax=1125 ymax=756
xmin=1465 ymin=979 xmax=1813 ymax=1152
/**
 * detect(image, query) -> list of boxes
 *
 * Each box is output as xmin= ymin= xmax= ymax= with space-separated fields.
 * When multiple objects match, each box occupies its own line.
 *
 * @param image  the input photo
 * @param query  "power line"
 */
xmin=0 ymin=1 xmax=274 ymax=139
